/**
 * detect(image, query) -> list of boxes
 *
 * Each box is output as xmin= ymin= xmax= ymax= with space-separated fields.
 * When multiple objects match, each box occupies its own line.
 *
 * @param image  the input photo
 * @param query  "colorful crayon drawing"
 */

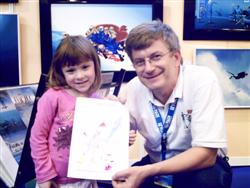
xmin=68 ymin=98 xmax=129 ymax=180
xmin=86 ymin=24 xmax=128 ymax=62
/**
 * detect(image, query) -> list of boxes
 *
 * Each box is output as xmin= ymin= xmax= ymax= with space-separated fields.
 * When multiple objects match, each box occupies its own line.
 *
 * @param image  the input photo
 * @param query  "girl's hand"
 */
xmin=129 ymin=130 xmax=137 ymax=146
xmin=118 ymin=96 xmax=126 ymax=104
xmin=104 ymin=94 xmax=119 ymax=101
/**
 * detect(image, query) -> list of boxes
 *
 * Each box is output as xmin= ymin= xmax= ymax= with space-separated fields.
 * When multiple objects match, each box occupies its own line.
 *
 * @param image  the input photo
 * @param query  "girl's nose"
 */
xmin=75 ymin=70 xmax=85 ymax=79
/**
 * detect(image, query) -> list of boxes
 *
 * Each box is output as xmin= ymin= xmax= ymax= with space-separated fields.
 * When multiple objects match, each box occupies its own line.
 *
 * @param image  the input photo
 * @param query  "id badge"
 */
xmin=154 ymin=175 xmax=173 ymax=188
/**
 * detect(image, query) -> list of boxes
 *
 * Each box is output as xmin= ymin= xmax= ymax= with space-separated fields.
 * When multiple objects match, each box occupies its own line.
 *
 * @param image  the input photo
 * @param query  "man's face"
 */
xmin=131 ymin=39 xmax=181 ymax=93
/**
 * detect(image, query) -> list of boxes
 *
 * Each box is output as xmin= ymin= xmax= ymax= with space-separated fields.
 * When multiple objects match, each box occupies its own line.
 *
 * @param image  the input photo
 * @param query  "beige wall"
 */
xmin=0 ymin=0 xmax=41 ymax=84
xmin=1 ymin=0 xmax=249 ymax=165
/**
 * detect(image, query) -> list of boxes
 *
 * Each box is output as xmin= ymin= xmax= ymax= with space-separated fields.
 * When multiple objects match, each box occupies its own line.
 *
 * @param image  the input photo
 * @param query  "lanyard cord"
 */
xmin=151 ymin=98 xmax=178 ymax=160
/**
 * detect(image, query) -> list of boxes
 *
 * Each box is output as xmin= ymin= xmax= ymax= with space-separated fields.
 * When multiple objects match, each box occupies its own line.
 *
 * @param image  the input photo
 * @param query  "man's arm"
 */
xmin=147 ymin=147 xmax=217 ymax=175
xmin=112 ymin=147 xmax=217 ymax=188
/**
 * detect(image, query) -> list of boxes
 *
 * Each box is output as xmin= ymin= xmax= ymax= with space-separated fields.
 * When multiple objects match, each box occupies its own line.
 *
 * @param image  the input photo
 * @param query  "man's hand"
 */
xmin=38 ymin=180 xmax=58 ymax=188
xmin=129 ymin=130 xmax=136 ymax=146
xmin=112 ymin=166 xmax=147 ymax=188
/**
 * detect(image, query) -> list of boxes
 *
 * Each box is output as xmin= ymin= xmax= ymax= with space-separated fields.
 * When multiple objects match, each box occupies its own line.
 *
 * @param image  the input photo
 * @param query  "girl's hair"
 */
xmin=48 ymin=35 xmax=101 ymax=93
xmin=125 ymin=20 xmax=182 ymax=62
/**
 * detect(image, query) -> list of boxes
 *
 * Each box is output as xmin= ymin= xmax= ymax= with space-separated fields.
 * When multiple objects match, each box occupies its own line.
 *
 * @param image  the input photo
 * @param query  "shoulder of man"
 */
xmin=183 ymin=64 xmax=218 ymax=81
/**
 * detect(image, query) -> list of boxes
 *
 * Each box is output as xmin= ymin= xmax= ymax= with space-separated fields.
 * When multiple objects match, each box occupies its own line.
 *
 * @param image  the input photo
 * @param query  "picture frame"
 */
xmin=0 ymin=13 xmax=21 ymax=87
xmin=39 ymin=0 xmax=163 ymax=82
xmin=183 ymin=0 xmax=250 ymax=40
xmin=0 ymin=0 xmax=18 ymax=3
xmin=194 ymin=48 xmax=250 ymax=108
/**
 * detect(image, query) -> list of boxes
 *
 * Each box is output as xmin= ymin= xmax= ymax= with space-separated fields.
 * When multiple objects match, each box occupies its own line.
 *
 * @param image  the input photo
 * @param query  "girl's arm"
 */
xmin=30 ymin=90 xmax=58 ymax=183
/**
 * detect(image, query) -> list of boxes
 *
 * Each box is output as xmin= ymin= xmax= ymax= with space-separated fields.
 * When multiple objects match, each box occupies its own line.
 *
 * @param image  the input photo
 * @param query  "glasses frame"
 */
xmin=132 ymin=50 xmax=172 ymax=69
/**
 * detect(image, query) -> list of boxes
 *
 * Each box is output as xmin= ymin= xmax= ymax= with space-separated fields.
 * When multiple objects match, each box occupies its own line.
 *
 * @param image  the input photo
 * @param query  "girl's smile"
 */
xmin=62 ymin=60 xmax=96 ymax=97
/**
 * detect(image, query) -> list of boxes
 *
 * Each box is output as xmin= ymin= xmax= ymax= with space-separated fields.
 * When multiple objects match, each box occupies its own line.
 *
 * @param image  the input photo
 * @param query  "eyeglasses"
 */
xmin=133 ymin=51 xmax=171 ymax=69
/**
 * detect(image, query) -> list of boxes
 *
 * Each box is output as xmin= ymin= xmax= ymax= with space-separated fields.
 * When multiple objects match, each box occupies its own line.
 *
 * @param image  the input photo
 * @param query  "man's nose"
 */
xmin=144 ymin=59 xmax=154 ymax=71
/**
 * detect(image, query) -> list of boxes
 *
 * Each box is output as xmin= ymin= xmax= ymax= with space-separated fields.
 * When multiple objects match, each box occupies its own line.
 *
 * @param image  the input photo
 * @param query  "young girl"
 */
xmin=30 ymin=35 xmax=101 ymax=188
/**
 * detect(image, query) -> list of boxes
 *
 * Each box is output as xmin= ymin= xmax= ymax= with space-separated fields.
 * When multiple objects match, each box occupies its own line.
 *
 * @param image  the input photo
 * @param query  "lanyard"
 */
xmin=151 ymin=98 xmax=178 ymax=160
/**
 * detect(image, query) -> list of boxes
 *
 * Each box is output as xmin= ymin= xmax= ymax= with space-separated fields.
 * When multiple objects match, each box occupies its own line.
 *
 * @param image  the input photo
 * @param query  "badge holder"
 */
xmin=154 ymin=175 xmax=173 ymax=188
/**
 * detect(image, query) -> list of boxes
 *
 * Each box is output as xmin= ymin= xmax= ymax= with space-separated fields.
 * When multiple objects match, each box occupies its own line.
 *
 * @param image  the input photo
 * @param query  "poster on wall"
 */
xmin=50 ymin=3 xmax=152 ymax=71
xmin=0 ymin=0 xmax=18 ymax=3
xmin=0 ymin=14 xmax=21 ymax=87
xmin=183 ymin=0 xmax=250 ymax=40
xmin=195 ymin=0 xmax=250 ymax=31
xmin=195 ymin=49 xmax=250 ymax=108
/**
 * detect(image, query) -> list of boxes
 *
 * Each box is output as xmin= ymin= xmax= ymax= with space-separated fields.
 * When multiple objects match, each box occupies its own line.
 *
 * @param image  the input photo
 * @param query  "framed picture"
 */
xmin=184 ymin=0 xmax=250 ymax=40
xmin=39 ymin=0 xmax=163 ymax=82
xmin=0 ymin=13 xmax=21 ymax=87
xmin=0 ymin=0 xmax=18 ymax=3
xmin=194 ymin=48 xmax=250 ymax=108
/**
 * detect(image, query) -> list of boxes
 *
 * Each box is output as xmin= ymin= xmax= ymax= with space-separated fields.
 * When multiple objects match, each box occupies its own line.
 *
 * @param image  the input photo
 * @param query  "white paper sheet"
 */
xmin=67 ymin=97 xmax=129 ymax=180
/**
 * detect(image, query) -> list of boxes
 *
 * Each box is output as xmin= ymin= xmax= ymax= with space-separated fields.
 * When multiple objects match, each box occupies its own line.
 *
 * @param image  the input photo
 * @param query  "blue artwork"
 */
xmin=85 ymin=24 xmax=127 ymax=62
xmin=195 ymin=49 xmax=250 ymax=108
xmin=51 ymin=30 xmax=65 ymax=53
xmin=50 ymin=4 xmax=152 ymax=71
xmin=0 ymin=90 xmax=27 ymax=163
xmin=195 ymin=0 xmax=250 ymax=30
xmin=0 ymin=84 xmax=37 ymax=163
xmin=0 ymin=14 xmax=20 ymax=87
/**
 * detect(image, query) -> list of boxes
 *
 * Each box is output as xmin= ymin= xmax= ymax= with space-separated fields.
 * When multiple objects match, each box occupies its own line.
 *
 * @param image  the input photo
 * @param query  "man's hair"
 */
xmin=125 ymin=20 xmax=180 ymax=61
xmin=48 ymin=35 xmax=101 ymax=93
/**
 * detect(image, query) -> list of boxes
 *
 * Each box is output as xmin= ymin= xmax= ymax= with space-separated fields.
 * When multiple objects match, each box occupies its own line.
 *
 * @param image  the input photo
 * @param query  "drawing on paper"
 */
xmin=68 ymin=97 xmax=129 ymax=180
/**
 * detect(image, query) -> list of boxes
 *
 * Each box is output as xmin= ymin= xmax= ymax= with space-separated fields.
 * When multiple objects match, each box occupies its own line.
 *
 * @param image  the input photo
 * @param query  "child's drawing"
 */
xmin=67 ymin=98 xmax=129 ymax=180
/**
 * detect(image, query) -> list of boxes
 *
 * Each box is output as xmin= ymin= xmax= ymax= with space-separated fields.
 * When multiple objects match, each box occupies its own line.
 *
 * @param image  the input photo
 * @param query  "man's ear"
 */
xmin=172 ymin=50 xmax=182 ymax=66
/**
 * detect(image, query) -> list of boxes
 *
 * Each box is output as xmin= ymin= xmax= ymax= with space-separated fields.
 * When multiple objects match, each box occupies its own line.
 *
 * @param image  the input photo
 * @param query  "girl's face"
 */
xmin=62 ymin=60 xmax=96 ymax=97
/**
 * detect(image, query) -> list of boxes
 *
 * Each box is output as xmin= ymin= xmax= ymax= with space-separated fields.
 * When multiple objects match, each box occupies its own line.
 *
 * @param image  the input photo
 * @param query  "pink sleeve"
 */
xmin=30 ymin=89 xmax=58 ymax=183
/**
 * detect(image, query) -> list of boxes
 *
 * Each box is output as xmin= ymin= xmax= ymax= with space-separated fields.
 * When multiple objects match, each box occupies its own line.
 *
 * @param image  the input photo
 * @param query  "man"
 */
xmin=112 ymin=20 xmax=232 ymax=188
